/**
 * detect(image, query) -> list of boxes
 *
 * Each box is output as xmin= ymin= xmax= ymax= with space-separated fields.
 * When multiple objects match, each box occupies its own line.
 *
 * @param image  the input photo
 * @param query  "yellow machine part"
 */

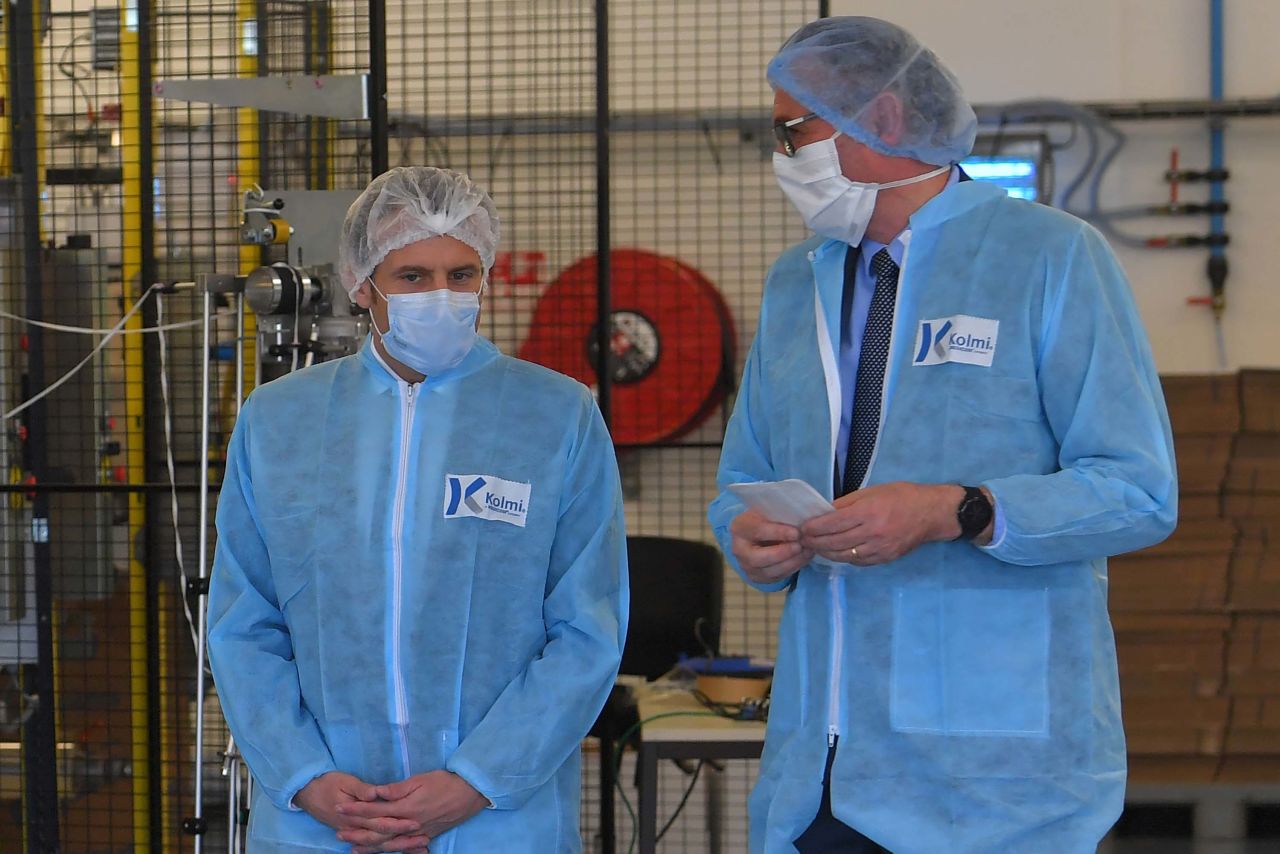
xmin=119 ymin=3 xmax=157 ymax=849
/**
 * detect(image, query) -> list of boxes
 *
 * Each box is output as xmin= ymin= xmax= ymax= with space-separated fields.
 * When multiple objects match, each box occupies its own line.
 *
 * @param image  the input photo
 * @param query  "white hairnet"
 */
xmin=767 ymin=16 xmax=977 ymax=166
xmin=339 ymin=166 xmax=501 ymax=296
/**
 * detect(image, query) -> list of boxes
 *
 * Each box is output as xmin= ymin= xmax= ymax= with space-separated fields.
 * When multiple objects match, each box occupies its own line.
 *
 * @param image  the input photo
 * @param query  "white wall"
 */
xmin=832 ymin=0 xmax=1280 ymax=373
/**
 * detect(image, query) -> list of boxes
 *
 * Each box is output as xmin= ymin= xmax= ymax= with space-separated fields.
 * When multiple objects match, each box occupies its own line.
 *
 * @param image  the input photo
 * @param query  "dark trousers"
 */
xmin=792 ymin=738 xmax=892 ymax=854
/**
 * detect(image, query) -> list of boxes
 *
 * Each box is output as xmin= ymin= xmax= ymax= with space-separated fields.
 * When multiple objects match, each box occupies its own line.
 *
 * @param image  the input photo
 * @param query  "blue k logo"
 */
xmin=446 ymin=476 xmax=487 ymax=515
xmin=915 ymin=319 xmax=953 ymax=363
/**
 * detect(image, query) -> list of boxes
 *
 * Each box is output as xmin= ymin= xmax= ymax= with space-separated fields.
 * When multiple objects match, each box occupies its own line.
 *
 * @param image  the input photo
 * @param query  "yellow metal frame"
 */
xmin=239 ymin=0 xmax=261 ymax=363
xmin=118 ymin=3 xmax=154 ymax=850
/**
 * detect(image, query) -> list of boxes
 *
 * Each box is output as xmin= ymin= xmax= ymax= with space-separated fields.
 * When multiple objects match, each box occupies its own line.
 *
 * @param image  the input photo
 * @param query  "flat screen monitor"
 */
xmin=961 ymin=133 xmax=1052 ymax=203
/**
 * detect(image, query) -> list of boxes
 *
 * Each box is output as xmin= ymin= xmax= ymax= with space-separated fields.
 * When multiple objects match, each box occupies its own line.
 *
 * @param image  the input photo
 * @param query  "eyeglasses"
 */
xmin=772 ymin=112 xmax=820 ymax=157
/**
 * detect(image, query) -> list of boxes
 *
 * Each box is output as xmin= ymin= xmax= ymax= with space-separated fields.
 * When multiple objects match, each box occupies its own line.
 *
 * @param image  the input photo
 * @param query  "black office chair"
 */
xmin=620 ymin=535 xmax=724 ymax=677
xmin=593 ymin=535 xmax=725 ymax=854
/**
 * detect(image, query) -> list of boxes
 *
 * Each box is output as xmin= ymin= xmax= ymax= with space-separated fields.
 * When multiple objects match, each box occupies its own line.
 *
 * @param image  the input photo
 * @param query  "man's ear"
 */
xmin=864 ymin=93 xmax=905 ymax=147
xmin=352 ymin=277 xmax=374 ymax=309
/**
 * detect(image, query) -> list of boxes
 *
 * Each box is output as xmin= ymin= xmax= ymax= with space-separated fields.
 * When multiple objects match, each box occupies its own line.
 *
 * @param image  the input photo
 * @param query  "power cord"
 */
xmin=0 ymin=308 xmax=211 ymax=335
xmin=655 ymin=759 xmax=703 ymax=843
xmin=155 ymin=294 xmax=208 ymax=669
xmin=689 ymin=687 xmax=770 ymax=723
xmin=611 ymin=710 xmax=718 ymax=854
xmin=2 ymin=284 xmax=160 ymax=422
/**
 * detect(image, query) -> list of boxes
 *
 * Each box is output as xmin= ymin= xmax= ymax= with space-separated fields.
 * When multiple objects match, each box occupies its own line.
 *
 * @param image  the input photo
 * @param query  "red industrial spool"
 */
xmin=518 ymin=248 xmax=735 ymax=445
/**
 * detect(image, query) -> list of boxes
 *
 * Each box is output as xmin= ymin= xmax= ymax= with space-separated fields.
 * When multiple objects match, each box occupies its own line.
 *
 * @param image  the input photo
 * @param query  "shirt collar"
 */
xmin=861 ymin=165 xmax=960 ymax=275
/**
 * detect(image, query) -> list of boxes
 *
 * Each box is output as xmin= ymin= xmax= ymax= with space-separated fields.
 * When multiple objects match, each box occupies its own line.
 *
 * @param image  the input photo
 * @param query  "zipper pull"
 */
xmin=827 ymin=724 xmax=838 ymax=748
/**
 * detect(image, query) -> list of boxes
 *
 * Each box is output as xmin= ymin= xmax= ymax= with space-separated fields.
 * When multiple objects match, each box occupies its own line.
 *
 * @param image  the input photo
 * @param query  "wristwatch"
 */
xmin=956 ymin=486 xmax=993 ymax=541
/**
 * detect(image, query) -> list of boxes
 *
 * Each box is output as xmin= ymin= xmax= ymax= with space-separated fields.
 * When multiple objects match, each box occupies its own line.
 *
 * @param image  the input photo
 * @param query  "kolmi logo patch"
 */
xmin=444 ymin=473 xmax=531 ymax=527
xmin=912 ymin=315 xmax=999 ymax=367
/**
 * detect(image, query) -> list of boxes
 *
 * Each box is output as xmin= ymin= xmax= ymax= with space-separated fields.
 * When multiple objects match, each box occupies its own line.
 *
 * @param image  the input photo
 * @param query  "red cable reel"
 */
xmin=518 ymin=248 xmax=736 ymax=445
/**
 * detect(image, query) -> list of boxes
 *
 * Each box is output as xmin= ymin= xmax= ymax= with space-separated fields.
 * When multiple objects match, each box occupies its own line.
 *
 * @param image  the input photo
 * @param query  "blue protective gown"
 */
xmin=709 ymin=180 xmax=1177 ymax=854
xmin=209 ymin=337 xmax=628 ymax=853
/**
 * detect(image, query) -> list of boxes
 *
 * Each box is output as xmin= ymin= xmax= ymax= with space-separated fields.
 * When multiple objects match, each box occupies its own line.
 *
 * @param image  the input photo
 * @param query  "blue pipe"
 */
xmin=1209 ymin=0 xmax=1225 ymax=258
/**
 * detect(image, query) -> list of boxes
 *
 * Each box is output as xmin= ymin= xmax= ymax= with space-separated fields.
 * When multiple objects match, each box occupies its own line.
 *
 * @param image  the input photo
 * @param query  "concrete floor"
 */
xmin=1102 ymin=843 xmax=1280 ymax=854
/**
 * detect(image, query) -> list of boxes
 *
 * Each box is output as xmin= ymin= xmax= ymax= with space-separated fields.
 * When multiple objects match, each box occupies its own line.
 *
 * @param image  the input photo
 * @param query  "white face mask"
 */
xmin=772 ymin=131 xmax=950 ymax=245
xmin=368 ymin=278 xmax=481 ymax=376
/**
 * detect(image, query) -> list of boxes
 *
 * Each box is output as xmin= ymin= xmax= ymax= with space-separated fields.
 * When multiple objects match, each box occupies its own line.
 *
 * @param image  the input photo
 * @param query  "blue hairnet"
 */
xmin=339 ymin=166 xmax=501 ymax=296
xmin=767 ymin=17 xmax=977 ymax=166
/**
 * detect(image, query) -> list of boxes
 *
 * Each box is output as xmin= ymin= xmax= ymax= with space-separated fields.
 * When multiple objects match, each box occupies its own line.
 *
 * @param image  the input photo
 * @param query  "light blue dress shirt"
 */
xmin=833 ymin=168 xmax=1005 ymax=540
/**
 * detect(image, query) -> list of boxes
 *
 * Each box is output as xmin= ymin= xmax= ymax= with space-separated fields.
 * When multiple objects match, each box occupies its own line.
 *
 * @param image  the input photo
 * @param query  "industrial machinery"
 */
xmin=187 ymin=185 xmax=367 ymax=851
xmin=234 ymin=186 xmax=368 ymax=383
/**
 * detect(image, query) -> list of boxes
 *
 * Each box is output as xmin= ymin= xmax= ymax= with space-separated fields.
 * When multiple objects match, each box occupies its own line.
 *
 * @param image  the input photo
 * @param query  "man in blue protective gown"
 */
xmin=208 ymin=166 xmax=629 ymax=853
xmin=708 ymin=17 xmax=1177 ymax=854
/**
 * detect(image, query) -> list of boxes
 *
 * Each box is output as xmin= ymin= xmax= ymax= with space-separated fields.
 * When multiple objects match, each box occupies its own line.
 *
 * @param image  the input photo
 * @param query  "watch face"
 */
xmin=959 ymin=489 xmax=993 ymax=538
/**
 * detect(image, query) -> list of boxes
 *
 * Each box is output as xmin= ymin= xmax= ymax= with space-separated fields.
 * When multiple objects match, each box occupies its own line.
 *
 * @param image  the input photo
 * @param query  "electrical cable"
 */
xmin=1046 ymin=119 xmax=1079 ymax=152
xmin=486 ymin=127 xmax=514 ymax=186
xmin=700 ymin=122 xmax=724 ymax=171
xmin=655 ymin=759 xmax=703 ymax=843
xmin=988 ymin=110 xmax=1009 ymax=159
xmin=2 ymin=284 xmax=159 ymax=421
xmin=155 ymin=294 xmax=207 ymax=666
xmin=0 ymin=307 xmax=222 ymax=334
xmin=611 ymin=710 xmax=719 ymax=854
xmin=981 ymin=100 xmax=1103 ymax=214
xmin=1009 ymin=101 xmax=1102 ymax=214
xmin=1080 ymin=118 xmax=1155 ymax=248
xmin=980 ymin=99 xmax=1199 ymax=249
xmin=54 ymin=31 xmax=97 ymax=212
xmin=693 ymin=616 xmax=716 ymax=660
xmin=55 ymin=33 xmax=94 ymax=98
xmin=289 ymin=273 xmax=303 ymax=373
xmin=688 ymin=685 xmax=770 ymax=728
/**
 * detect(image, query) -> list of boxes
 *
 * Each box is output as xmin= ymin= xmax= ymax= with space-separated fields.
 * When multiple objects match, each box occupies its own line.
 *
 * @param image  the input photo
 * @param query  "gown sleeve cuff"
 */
xmin=446 ymin=754 xmax=529 ymax=811
xmin=279 ymin=761 xmax=338 ymax=813
xmin=977 ymin=493 xmax=1007 ymax=552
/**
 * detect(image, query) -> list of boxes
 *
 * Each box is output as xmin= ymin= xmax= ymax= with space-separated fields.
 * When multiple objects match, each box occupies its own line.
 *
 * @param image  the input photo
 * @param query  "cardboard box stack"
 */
xmin=1113 ymin=371 xmax=1280 ymax=784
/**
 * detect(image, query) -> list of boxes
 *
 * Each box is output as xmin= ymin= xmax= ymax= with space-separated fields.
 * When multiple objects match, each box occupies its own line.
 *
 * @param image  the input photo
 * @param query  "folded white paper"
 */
xmin=727 ymin=479 xmax=835 ymax=526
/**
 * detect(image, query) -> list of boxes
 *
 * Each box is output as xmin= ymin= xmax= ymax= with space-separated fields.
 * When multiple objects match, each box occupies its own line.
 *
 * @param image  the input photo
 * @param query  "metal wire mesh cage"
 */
xmin=0 ymin=2 xmax=814 ymax=850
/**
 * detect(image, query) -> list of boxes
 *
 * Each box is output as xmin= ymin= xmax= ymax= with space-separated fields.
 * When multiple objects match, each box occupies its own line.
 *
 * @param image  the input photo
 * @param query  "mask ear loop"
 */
xmin=473 ymin=275 xmax=488 ymax=332
xmin=877 ymin=162 xmax=951 ymax=191
xmin=366 ymin=275 xmax=390 ymax=338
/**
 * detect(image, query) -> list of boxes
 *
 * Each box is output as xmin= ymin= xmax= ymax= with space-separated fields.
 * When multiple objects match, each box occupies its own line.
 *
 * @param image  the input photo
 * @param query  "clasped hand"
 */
xmin=730 ymin=482 xmax=963 ymax=584
xmin=295 ymin=769 xmax=489 ymax=854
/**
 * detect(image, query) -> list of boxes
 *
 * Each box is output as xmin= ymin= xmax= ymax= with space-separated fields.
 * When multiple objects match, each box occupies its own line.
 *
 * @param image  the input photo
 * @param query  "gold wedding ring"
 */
xmin=850 ymin=546 xmax=859 ymax=560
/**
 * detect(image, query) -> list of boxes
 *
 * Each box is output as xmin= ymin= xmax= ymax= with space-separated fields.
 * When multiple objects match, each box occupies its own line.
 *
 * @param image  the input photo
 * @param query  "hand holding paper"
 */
xmin=727 ymin=479 xmax=835 ymax=526
xmin=726 ymin=479 xmax=832 ymax=585
xmin=799 ymin=481 xmax=966 ymax=566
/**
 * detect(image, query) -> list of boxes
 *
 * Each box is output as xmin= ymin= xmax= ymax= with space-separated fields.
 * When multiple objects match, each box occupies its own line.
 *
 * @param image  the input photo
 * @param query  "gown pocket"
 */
xmin=890 ymin=586 xmax=1050 ymax=737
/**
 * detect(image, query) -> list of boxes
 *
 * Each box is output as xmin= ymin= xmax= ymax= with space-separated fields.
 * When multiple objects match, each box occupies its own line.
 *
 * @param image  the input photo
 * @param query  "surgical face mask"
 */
xmin=772 ymin=131 xmax=950 ymax=245
xmin=368 ymin=278 xmax=481 ymax=376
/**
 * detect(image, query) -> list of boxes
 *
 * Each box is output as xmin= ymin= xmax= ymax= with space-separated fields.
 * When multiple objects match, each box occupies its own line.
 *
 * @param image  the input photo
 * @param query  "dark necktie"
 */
xmin=841 ymin=248 xmax=899 ymax=496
